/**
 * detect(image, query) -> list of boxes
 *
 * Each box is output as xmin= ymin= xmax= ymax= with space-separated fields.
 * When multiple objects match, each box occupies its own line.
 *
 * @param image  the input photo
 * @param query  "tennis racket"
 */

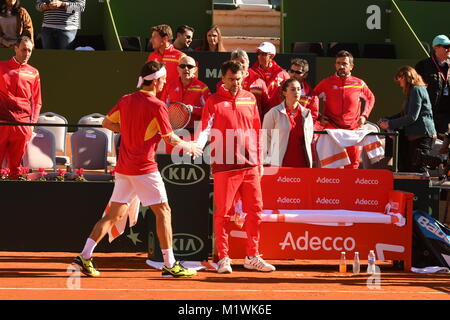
xmin=167 ymin=102 xmax=202 ymax=130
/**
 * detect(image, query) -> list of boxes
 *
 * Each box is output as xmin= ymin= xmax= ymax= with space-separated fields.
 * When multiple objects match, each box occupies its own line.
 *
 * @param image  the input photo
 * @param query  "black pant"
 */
xmin=405 ymin=136 xmax=434 ymax=173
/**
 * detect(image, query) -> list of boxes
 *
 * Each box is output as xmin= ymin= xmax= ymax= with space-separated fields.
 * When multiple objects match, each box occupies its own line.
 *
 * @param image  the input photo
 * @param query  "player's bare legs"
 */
xmin=88 ymin=202 xmax=129 ymax=243
xmin=149 ymin=202 xmax=172 ymax=250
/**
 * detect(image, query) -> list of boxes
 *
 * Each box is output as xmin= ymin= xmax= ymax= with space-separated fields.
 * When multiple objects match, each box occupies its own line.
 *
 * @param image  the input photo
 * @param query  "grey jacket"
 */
xmin=262 ymin=101 xmax=314 ymax=167
xmin=388 ymin=86 xmax=436 ymax=137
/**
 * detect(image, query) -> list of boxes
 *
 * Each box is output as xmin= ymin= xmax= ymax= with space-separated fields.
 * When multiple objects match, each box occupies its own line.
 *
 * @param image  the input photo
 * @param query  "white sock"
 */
xmin=162 ymin=248 xmax=176 ymax=268
xmin=80 ymin=238 xmax=97 ymax=260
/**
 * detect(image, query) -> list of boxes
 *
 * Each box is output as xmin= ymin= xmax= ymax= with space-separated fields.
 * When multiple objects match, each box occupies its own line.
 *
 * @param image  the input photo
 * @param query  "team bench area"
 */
xmin=226 ymin=168 xmax=414 ymax=270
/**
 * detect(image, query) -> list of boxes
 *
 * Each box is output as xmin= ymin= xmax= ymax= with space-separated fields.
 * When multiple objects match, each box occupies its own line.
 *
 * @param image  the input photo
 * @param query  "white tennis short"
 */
xmin=110 ymin=172 xmax=168 ymax=207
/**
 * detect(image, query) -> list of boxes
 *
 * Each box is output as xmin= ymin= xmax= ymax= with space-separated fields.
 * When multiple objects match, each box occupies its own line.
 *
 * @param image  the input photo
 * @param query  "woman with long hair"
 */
xmin=0 ymin=0 xmax=33 ymax=48
xmin=379 ymin=66 xmax=437 ymax=172
xmin=199 ymin=25 xmax=226 ymax=52
xmin=262 ymin=78 xmax=315 ymax=167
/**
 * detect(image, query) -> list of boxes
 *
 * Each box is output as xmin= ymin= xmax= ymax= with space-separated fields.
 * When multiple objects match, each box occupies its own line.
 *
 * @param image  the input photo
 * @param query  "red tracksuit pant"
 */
xmin=0 ymin=125 xmax=32 ymax=178
xmin=213 ymin=166 xmax=263 ymax=260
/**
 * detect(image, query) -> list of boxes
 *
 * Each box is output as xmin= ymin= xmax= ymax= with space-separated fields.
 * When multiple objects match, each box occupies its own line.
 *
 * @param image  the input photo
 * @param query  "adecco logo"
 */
xmin=161 ymin=163 xmax=206 ymax=186
xmin=277 ymin=176 xmax=301 ymax=183
xmin=355 ymin=178 xmax=379 ymax=185
xmin=316 ymin=177 xmax=340 ymax=184
xmin=354 ymin=198 xmax=379 ymax=206
xmin=173 ymin=233 xmax=205 ymax=256
xmin=279 ymin=231 xmax=356 ymax=251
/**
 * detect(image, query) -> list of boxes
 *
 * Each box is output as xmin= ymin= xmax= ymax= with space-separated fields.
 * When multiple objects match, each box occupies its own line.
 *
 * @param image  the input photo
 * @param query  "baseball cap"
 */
xmin=256 ymin=42 xmax=276 ymax=55
xmin=432 ymin=35 xmax=450 ymax=47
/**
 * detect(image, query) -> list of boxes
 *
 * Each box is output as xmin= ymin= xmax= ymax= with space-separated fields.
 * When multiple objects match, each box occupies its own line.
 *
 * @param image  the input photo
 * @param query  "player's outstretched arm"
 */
xmin=163 ymin=133 xmax=203 ymax=158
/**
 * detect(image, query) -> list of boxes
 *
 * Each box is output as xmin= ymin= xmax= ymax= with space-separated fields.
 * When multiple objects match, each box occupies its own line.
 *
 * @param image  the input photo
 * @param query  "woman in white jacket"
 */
xmin=262 ymin=78 xmax=315 ymax=167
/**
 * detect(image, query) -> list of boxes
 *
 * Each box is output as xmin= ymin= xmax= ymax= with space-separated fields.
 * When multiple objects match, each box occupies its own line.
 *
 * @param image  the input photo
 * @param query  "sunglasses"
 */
xmin=442 ymin=45 xmax=450 ymax=49
xmin=257 ymin=52 xmax=271 ymax=56
xmin=178 ymin=64 xmax=196 ymax=69
xmin=289 ymin=69 xmax=305 ymax=75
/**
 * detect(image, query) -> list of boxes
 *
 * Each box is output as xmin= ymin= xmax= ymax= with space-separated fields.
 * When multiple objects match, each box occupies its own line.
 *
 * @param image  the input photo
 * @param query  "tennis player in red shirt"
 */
xmin=74 ymin=61 xmax=202 ymax=278
xmin=0 ymin=36 xmax=41 ymax=179
xmin=196 ymin=60 xmax=275 ymax=274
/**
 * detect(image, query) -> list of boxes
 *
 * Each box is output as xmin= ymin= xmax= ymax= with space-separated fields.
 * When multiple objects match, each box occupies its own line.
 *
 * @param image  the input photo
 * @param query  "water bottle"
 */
xmin=352 ymin=252 xmax=360 ymax=274
xmin=339 ymin=252 xmax=347 ymax=273
xmin=367 ymin=250 xmax=376 ymax=274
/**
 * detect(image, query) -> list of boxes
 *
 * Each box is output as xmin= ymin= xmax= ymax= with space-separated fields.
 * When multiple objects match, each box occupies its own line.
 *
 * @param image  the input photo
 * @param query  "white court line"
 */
xmin=0 ymin=287 xmax=448 ymax=295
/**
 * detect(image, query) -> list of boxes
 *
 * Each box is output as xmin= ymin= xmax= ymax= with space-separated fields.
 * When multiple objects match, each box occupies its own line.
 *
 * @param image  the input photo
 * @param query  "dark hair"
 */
xmin=281 ymin=78 xmax=300 ymax=93
xmin=336 ymin=50 xmax=354 ymax=65
xmin=176 ymin=25 xmax=194 ymax=36
xmin=151 ymin=24 xmax=173 ymax=42
xmin=221 ymin=60 xmax=244 ymax=76
xmin=0 ymin=0 xmax=20 ymax=16
xmin=14 ymin=35 xmax=32 ymax=47
xmin=290 ymin=58 xmax=309 ymax=73
xmin=201 ymin=25 xmax=226 ymax=52
xmin=140 ymin=60 xmax=165 ymax=86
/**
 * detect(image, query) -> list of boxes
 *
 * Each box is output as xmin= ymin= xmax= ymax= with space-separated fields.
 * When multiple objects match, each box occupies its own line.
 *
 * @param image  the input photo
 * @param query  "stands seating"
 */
xmin=23 ymin=127 xmax=57 ymax=171
xmin=119 ymin=36 xmax=142 ymax=51
xmin=38 ymin=112 xmax=70 ymax=167
xmin=362 ymin=43 xmax=396 ymax=59
xmin=214 ymin=0 xmax=239 ymax=10
xmin=70 ymin=128 xmax=109 ymax=173
xmin=78 ymin=113 xmax=116 ymax=166
xmin=327 ymin=42 xmax=360 ymax=58
xmin=291 ymin=42 xmax=324 ymax=56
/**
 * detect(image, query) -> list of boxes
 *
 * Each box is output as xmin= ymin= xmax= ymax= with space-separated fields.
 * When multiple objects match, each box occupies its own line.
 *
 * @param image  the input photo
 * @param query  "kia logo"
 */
xmin=173 ymin=233 xmax=205 ymax=256
xmin=161 ymin=163 xmax=206 ymax=186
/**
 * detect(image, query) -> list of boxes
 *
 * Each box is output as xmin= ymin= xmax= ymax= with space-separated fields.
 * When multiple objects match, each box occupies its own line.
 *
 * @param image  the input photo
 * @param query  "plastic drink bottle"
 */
xmin=352 ymin=252 xmax=360 ymax=274
xmin=367 ymin=250 xmax=376 ymax=274
xmin=339 ymin=252 xmax=347 ymax=273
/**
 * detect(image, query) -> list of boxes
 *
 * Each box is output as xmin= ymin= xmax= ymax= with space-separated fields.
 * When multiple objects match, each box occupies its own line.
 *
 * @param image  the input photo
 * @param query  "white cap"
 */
xmin=256 ymin=41 xmax=276 ymax=55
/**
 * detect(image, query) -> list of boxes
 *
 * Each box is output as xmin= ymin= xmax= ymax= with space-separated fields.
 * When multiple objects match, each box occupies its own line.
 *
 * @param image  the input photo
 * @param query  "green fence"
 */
xmin=282 ymin=0 xmax=391 ymax=54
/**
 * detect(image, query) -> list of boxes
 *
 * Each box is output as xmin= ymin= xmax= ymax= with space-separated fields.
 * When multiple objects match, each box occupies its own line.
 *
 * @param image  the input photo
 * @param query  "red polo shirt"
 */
xmin=147 ymin=45 xmax=186 ymax=87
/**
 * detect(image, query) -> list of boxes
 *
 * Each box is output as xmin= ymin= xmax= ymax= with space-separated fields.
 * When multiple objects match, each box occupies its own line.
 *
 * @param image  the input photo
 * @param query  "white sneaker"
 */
xmin=217 ymin=257 xmax=232 ymax=274
xmin=244 ymin=255 xmax=275 ymax=272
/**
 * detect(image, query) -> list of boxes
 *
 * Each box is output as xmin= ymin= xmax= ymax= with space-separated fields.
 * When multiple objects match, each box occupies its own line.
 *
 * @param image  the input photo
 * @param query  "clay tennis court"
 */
xmin=1 ymin=252 xmax=449 ymax=301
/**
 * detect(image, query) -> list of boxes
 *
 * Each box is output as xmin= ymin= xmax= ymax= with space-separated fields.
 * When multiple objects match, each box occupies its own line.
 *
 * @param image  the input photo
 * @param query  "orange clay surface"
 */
xmin=0 ymin=252 xmax=449 ymax=300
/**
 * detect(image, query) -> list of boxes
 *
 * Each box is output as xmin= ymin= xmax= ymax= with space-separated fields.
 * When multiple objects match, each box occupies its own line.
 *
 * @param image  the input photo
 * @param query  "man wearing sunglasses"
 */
xmin=173 ymin=25 xmax=195 ymax=52
xmin=271 ymin=58 xmax=319 ymax=121
xmin=416 ymin=34 xmax=450 ymax=135
xmin=161 ymin=55 xmax=210 ymax=131
xmin=251 ymin=41 xmax=289 ymax=112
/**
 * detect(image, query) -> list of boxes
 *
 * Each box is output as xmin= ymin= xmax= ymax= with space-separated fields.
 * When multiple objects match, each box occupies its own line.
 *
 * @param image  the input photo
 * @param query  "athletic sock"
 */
xmin=80 ymin=238 xmax=97 ymax=260
xmin=162 ymin=248 xmax=176 ymax=268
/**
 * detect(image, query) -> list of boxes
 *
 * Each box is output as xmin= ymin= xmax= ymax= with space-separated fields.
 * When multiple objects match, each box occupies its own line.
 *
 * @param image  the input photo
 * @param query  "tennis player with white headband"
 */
xmin=74 ymin=60 xmax=202 ymax=278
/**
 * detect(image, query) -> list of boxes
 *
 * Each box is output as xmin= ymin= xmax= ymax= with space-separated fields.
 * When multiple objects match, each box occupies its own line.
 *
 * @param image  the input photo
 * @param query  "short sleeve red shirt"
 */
xmin=106 ymin=90 xmax=173 ymax=175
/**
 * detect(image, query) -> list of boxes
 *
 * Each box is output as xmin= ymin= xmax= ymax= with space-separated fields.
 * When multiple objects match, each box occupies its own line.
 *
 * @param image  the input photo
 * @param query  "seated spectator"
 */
xmin=262 ymin=78 xmax=315 ymax=168
xmin=0 ymin=0 xmax=33 ymax=48
xmin=147 ymin=24 xmax=186 ymax=90
xmin=173 ymin=25 xmax=194 ymax=52
xmin=378 ymin=66 xmax=437 ymax=173
xmin=36 ymin=0 xmax=86 ymax=50
xmin=160 ymin=55 xmax=211 ymax=130
xmin=271 ymin=57 xmax=319 ymax=120
xmin=216 ymin=49 xmax=269 ymax=120
xmin=288 ymin=58 xmax=312 ymax=96
xmin=251 ymin=41 xmax=289 ymax=110
xmin=198 ymin=25 xmax=226 ymax=52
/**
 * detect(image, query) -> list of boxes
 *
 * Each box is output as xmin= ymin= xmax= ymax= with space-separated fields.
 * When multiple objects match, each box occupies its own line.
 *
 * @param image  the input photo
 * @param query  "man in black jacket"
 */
xmin=416 ymin=34 xmax=450 ymax=135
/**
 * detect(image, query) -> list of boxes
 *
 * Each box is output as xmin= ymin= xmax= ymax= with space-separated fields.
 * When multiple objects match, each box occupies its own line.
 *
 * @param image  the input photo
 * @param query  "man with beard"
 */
xmin=313 ymin=50 xmax=375 ymax=169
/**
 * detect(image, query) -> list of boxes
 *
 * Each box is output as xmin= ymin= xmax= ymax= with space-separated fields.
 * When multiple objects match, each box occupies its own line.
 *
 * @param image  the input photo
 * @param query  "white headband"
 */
xmin=136 ymin=67 xmax=167 ymax=88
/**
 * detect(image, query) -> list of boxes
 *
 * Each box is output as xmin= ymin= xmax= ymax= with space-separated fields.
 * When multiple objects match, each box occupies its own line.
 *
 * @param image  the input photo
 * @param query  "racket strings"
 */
xmin=168 ymin=103 xmax=190 ymax=130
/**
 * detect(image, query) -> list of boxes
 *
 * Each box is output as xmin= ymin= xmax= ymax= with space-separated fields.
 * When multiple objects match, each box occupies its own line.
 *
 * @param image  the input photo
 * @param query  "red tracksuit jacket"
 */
xmin=160 ymin=77 xmax=211 ymax=128
xmin=313 ymin=74 xmax=375 ymax=129
xmin=147 ymin=45 xmax=186 ymax=87
xmin=251 ymin=60 xmax=290 ymax=110
xmin=196 ymin=85 xmax=262 ymax=173
xmin=0 ymin=57 xmax=41 ymax=123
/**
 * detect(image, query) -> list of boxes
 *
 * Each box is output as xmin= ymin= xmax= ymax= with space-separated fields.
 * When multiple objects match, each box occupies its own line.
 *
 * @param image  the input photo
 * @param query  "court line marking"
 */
xmin=0 ymin=287 xmax=448 ymax=295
